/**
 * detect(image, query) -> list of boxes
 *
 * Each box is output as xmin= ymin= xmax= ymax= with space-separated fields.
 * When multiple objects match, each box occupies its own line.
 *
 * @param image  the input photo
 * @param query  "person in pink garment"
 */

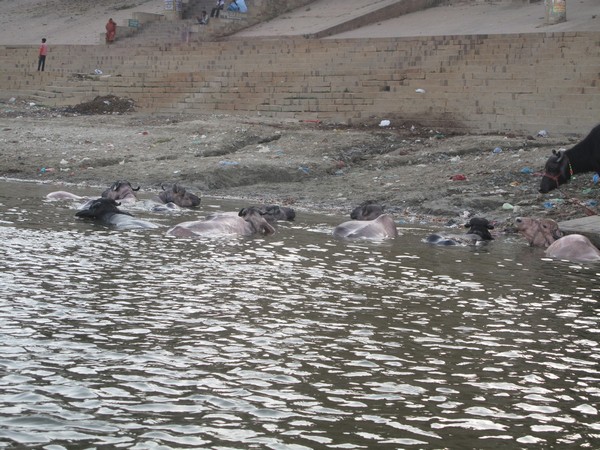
xmin=37 ymin=38 xmax=48 ymax=71
xmin=105 ymin=18 xmax=117 ymax=43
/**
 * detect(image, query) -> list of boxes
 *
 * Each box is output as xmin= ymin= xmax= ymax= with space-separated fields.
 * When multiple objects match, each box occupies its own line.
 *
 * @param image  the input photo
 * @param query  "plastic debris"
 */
xmin=543 ymin=201 xmax=555 ymax=209
xmin=298 ymin=166 xmax=310 ymax=174
xmin=379 ymin=119 xmax=391 ymax=127
xmin=586 ymin=200 xmax=598 ymax=207
xmin=450 ymin=174 xmax=467 ymax=181
xmin=502 ymin=203 xmax=514 ymax=210
xmin=493 ymin=147 xmax=502 ymax=153
xmin=8 ymin=97 xmax=16 ymax=103
xmin=520 ymin=167 xmax=534 ymax=174
xmin=537 ymin=130 xmax=548 ymax=138
xmin=415 ymin=88 xmax=426 ymax=94
xmin=219 ymin=160 xmax=239 ymax=166
xmin=94 ymin=69 xmax=103 ymax=75
xmin=593 ymin=173 xmax=599 ymax=184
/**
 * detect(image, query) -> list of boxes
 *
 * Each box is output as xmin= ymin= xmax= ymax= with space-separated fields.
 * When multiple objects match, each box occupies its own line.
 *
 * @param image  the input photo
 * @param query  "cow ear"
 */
xmin=487 ymin=224 xmax=495 ymax=230
xmin=238 ymin=208 xmax=247 ymax=217
xmin=464 ymin=221 xmax=472 ymax=228
xmin=555 ymin=150 xmax=564 ymax=162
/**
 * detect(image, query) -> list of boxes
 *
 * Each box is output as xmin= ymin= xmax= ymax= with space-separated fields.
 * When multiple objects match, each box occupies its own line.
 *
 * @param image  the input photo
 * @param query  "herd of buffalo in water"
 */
xmin=46 ymin=124 xmax=600 ymax=262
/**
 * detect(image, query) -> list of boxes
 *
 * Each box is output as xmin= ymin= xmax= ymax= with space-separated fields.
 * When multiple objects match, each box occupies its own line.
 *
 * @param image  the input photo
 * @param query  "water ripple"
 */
xmin=0 ymin=181 xmax=599 ymax=448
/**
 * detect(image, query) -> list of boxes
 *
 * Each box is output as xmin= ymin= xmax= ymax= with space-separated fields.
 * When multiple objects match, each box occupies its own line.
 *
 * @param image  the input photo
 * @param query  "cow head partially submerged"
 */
xmin=158 ymin=183 xmax=201 ymax=208
xmin=102 ymin=180 xmax=140 ymax=203
xmin=238 ymin=207 xmax=276 ymax=235
xmin=464 ymin=217 xmax=494 ymax=241
xmin=76 ymin=198 xmax=159 ymax=229
xmin=350 ymin=200 xmax=385 ymax=220
xmin=514 ymin=216 xmax=563 ymax=247
xmin=76 ymin=198 xmax=131 ymax=220
xmin=425 ymin=217 xmax=494 ymax=246
xmin=258 ymin=205 xmax=296 ymax=223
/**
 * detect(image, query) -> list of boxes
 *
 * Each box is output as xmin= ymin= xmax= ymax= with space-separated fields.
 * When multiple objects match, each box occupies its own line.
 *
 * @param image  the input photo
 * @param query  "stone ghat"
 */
xmin=1 ymin=31 xmax=599 ymax=135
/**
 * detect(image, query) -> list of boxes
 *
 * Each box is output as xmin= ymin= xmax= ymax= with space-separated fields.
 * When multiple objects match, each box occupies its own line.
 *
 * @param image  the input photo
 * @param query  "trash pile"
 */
xmin=64 ymin=95 xmax=135 ymax=115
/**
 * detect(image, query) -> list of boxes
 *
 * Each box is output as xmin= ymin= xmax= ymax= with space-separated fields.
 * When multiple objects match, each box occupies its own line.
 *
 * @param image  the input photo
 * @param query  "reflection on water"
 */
xmin=0 ymin=180 xmax=599 ymax=448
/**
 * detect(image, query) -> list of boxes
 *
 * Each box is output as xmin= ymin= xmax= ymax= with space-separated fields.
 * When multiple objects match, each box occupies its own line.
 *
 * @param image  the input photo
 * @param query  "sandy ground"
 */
xmin=1 ymin=1 xmax=599 ymax=230
xmin=1 ymin=99 xmax=598 ymax=230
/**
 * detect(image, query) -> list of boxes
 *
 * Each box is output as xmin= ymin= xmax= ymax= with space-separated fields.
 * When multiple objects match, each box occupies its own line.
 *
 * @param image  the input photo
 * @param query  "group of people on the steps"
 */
xmin=210 ymin=0 xmax=247 ymax=17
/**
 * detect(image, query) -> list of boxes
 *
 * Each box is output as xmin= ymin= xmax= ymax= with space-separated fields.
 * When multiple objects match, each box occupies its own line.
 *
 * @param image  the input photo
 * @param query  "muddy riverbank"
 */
xmin=1 ymin=99 xmax=598 ymax=229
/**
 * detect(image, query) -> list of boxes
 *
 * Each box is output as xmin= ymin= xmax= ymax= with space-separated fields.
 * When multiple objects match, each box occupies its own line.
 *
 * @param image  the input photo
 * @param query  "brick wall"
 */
xmin=1 ymin=31 xmax=598 ymax=135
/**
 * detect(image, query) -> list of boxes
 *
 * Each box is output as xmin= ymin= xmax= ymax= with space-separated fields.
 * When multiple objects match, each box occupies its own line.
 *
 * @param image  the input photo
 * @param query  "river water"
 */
xmin=0 ymin=180 xmax=598 ymax=449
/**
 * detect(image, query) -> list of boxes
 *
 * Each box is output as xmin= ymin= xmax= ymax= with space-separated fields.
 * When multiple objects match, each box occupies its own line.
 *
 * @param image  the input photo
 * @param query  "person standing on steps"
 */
xmin=105 ymin=18 xmax=117 ymax=44
xmin=210 ymin=0 xmax=225 ymax=18
xmin=37 ymin=38 xmax=48 ymax=71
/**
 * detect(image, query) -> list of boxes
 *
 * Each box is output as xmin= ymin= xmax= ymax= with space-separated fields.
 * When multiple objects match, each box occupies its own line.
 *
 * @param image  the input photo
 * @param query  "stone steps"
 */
xmin=1 ymin=31 xmax=598 ymax=134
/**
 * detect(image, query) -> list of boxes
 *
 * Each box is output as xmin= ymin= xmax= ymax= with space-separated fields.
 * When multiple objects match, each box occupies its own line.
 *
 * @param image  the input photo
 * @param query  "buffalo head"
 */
xmin=539 ymin=150 xmax=571 ymax=194
xmin=259 ymin=205 xmax=296 ymax=223
xmin=158 ymin=183 xmax=201 ymax=208
xmin=464 ymin=217 xmax=494 ymax=241
xmin=238 ymin=207 xmax=276 ymax=235
xmin=101 ymin=180 xmax=140 ymax=201
xmin=76 ymin=198 xmax=132 ymax=220
xmin=350 ymin=200 xmax=385 ymax=220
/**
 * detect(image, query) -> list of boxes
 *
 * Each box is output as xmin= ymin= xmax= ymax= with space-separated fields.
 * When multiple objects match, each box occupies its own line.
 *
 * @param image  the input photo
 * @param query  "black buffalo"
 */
xmin=425 ymin=217 xmax=494 ymax=246
xmin=76 ymin=198 xmax=159 ymax=229
xmin=540 ymin=124 xmax=600 ymax=193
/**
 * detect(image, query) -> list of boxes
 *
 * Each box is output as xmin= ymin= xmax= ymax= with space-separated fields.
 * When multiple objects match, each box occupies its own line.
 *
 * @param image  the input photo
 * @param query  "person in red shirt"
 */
xmin=105 ymin=18 xmax=117 ymax=43
xmin=37 ymin=38 xmax=48 ymax=71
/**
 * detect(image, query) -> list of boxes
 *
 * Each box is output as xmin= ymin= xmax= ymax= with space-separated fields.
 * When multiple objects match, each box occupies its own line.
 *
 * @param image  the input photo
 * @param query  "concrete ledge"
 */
xmin=312 ymin=0 xmax=443 ymax=38
xmin=558 ymin=216 xmax=600 ymax=248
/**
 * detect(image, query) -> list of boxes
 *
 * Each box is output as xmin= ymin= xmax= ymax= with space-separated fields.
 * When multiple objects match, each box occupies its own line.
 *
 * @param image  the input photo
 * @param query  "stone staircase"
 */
xmin=1 ymin=0 xmax=599 ymax=135
xmin=2 ymin=30 xmax=599 ymax=135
